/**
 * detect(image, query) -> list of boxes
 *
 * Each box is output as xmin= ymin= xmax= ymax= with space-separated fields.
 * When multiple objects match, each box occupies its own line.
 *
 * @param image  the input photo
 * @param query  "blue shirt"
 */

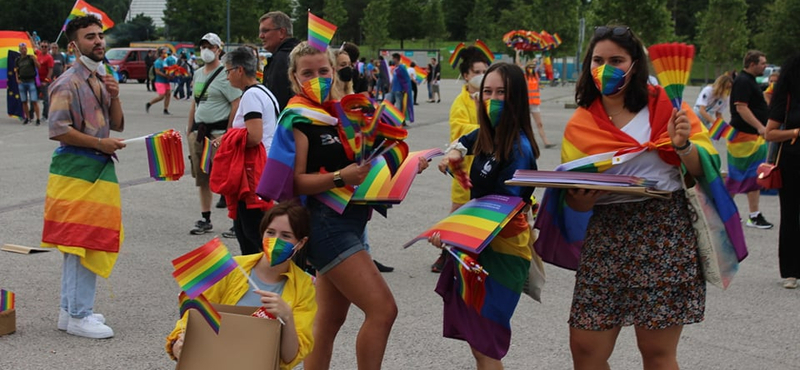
xmin=459 ymin=129 xmax=537 ymax=202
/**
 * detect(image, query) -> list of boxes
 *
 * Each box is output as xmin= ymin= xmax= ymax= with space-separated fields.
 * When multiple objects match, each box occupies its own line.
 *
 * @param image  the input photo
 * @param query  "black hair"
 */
xmin=342 ymin=42 xmax=360 ymax=65
xmin=474 ymin=63 xmax=539 ymax=161
xmin=65 ymin=15 xmax=103 ymax=42
xmin=773 ymin=52 xmax=800 ymax=105
xmin=575 ymin=25 xmax=650 ymax=112
xmin=458 ymin=46 xmax=490 ymax=80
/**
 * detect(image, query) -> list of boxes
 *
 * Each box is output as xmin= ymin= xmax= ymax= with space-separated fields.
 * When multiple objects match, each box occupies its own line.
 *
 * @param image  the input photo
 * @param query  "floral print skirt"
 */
xmin=569 ymin=191 xmax=706 ymax=330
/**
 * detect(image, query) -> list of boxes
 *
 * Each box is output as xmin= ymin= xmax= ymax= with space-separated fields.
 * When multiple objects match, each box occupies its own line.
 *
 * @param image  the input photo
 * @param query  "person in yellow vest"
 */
xmin=526 ymin=60 xmax=555 ymax=148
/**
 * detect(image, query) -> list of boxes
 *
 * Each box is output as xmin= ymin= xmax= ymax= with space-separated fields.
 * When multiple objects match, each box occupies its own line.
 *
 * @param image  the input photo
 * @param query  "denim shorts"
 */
xmin=306 ymin=198 xmax=369 ymax=274
xmin=19 ymin=81 xmax=38 ymax=102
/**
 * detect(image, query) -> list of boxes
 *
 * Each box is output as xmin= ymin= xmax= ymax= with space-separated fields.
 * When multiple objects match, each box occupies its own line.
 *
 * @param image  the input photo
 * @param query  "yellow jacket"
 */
xmin=449 ymin=85 xmax=479 ymax=204
xmin=166 ymin=253 xmax=316 ymax=369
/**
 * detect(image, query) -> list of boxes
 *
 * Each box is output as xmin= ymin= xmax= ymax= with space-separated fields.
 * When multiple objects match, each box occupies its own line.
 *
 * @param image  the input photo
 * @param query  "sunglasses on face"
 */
xmin=594 ymin=26 xmax=631 ymax=38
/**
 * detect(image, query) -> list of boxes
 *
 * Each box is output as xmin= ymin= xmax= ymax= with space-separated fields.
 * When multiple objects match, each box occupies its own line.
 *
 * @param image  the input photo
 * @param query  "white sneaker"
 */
xmin=58 ymin=309 xmax=106 ymax=331
xmin=784 ymin=278 xmax=798 ymax=289
xmin=66 ymin=315 xmax=114 ymax=339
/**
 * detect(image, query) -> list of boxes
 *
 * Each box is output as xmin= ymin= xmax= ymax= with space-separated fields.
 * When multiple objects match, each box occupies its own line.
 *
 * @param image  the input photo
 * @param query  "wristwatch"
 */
xmin=333 ymin=170 xmax=345 ymax=187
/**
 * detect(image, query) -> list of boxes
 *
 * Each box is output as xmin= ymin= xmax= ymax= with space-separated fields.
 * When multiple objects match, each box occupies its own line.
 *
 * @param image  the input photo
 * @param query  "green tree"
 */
xmin=443 ymin=0 xmax=475 ymax=41
xmin=532 ymin=0 xmax=579 ymax=57
xmin=422 ymin=0 xmax=449 ymax=46
xmin=387 ymin=0 xmax=424 ymax=48
xmin=362 ymin=0 xmax=390 ymax=53
xmin=756 ymin=0 xmax=800 ymax=64
xmin=107 ymin=13 xmax=158 ymax=47
xmin=323 ymin=0 xmax=349 ymax=46
xmin=587 ymin=0 xmax=674 ymax=46
xmin=466 ymin=0 xmax=497 ymax=47
xmin=668 ymin=0 xmax=709 ymax=43
xmin=163 ymin=0 xmax=290 ymax=43
xmin=697 ymin=0 xmax=748 ymax=73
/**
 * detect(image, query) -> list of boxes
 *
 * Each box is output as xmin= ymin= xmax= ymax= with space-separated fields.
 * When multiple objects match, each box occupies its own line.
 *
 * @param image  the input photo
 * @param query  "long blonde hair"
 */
xmin=711 ymin=74 xmax=733 ymax=99
xmin=287 ymin=42 xmax=341 ymax=100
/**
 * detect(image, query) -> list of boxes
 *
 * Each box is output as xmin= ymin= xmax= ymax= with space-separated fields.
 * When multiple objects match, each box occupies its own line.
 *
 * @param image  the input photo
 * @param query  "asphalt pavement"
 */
xmin=0 ymin=77 xmax=797 ymax=369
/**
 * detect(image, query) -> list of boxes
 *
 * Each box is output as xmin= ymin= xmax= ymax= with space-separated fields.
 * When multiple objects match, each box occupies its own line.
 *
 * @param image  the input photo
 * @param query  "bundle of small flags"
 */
xmin=145 ymin=129 xmax=185 ymax=181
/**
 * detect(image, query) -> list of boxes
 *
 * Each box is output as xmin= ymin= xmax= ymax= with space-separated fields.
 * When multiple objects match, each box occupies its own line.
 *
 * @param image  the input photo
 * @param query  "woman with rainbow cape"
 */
xmin=533 ymin=26 xmax=746 ymax=369
xmin=431 ymin=62 xmax=539 ymax=367
xmin=255 ymin=41 xmax=402 ymax=370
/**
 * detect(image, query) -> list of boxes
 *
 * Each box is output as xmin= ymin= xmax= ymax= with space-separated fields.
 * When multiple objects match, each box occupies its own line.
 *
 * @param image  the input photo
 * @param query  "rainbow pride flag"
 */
xmin=708 ymin=117 xmax=738 ymax=141
xmin=1 ymin=31 xmax=33 ymax=90
xmin=352 ymin=147 xmax=442 ymax=205
xmin=380 ymin=100 xmax=405 ymax=127
xmin=172 ymin=238 xmax=239 ymax=299
xmin=308 ymin=12 xmax=337 ymax=52
xmin=398 ymin=55 xmax=428 ymax=84
xmin=42 ymin=146 xmax=123 ymax=278
xmin=473 ymin=40 xmax=495 ymax=63
xmin=648 ymin=42 xmax=695 ymax=108
xmin=179 ymin=291 xmax=221 ymax=334
xmin=61 ymin=0 xmax=115 ymax=31
xmin=725 ymin=132 xmax=767 ymax=194
xmin=263 ymin=237 xmax=294 ymax=266
xmin=0 ymin=289 xmax=15 ymax=312
xmin=448 ymin=42 xmax=466 ymax=69
xmin=404 ymin=194 xmax=525 ymax=253
xmin=201 ymin=137 xmax=213 ymax=174
xmin=144 ymin=129 xmax=185 ymax=181
xmin=534 ymin=85 xmax=747 ymax=279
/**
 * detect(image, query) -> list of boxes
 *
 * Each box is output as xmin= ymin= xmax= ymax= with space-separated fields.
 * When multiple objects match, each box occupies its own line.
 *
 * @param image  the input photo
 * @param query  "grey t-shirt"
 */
xmin=235 ymin=269 xmax=287 ymax=307
xmin=192 ymin=65 xmax=242 ymax=124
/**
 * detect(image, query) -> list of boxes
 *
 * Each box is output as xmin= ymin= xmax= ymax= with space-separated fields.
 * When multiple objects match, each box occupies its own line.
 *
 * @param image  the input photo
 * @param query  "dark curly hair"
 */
xmin=458 ymin=46 xmax=491 ymax=80
xmin=65 ymin=15 xmax=103 ymax=42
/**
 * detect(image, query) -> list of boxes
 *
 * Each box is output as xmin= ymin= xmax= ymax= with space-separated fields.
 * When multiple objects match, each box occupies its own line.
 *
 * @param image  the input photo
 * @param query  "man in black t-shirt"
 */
xmin=727 ymin=50 xmax=773 ymax=229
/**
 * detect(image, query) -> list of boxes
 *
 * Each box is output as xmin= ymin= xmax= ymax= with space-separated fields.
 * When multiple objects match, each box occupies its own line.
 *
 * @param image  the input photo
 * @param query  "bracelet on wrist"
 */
xmin=672 ymin=140 xmax=691 ymax=151
xmin=676 ymin=142 xmax=694 ymax=157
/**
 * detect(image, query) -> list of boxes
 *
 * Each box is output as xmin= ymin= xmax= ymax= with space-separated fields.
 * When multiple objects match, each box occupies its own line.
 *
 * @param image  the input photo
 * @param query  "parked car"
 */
xmin=756 ymin=65 xmax=781 ymax=89
xmin=105 ymin=47 xmax=155 ymax=83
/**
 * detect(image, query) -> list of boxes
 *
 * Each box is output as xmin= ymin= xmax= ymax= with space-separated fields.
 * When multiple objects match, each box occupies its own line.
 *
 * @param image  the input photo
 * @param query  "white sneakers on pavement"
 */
xmin=58 ymin=309 xmax=113 ymax=339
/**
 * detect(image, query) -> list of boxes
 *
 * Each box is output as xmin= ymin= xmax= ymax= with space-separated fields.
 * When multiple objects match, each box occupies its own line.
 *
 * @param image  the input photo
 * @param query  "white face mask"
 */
xmin=468 ymin=73 xmax=485 ymax=90
xmin=79 ymin=55 xmax=101 ymax=72
xmin=200 ymin=48 xmax=216 ymax=63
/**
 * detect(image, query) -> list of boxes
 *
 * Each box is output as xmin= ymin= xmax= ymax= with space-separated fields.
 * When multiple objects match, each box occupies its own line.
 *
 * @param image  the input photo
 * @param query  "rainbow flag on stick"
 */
xmin=201 ymin=137 xmax=213 ymax=174
xmin=449 ymin=42 xmax=466 ymax=69
xmin=709 ymin=117 xmax=738 ymax=141
xmin=473 ymin=40 xmax=495 ymax=63
xmin=648 ymin=42 xmax=695 ymax=108
xmin=172 ymin=238 xmax=239 ymax=299
xmin=179 ymin=291 xmax=221 ymax=334
xmin=61 ymin=0 xmax=115 ymax=31
xmin=0 ymin=289 xmax=15 ymax=312
xmin=308 ymin=12 xmax=337 ymax=52
xmin=404 ymin=194 xmax=525 ymax=253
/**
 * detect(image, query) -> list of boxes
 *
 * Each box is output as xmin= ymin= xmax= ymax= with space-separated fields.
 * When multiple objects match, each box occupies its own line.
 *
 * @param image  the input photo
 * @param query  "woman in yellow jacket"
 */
xmin=166 ymin=201 xmax=317 ymax=369
xmin=431 ymin=46 xmax=490 ymax=272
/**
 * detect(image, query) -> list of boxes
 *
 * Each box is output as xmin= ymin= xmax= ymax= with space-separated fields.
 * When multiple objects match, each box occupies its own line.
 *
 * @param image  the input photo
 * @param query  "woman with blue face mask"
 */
xmin=431 ymin=62 xmax=539 ymax=367
xmin=545 ymin=26 xmax=725 ymax=369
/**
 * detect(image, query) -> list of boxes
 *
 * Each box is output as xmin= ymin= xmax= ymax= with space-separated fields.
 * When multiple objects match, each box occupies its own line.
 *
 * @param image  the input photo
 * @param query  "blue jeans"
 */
xmin=19 ymin=81 xmax=38 ymax=102
xmin=306 ymin=198 xmax=369 ymax=274
xmin=60 ymin=253 xmax=97 ymax=318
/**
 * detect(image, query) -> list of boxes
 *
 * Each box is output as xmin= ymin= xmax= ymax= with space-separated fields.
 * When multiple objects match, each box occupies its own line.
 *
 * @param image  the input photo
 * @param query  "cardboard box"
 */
xmin=0 ymin=309 xmax=16 ymax=336
xmin=176 ymin=304 xmax=281 ymax=370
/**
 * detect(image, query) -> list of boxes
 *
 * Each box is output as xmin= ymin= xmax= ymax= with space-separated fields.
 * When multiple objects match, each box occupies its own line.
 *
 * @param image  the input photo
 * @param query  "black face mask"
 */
xmin=338 ymin=66 xmax=353 ymax=82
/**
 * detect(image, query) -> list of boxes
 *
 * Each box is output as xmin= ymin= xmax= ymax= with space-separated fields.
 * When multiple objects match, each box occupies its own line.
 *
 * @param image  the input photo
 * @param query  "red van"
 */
xmin=105 ymin=47 xmax=155 ymax=83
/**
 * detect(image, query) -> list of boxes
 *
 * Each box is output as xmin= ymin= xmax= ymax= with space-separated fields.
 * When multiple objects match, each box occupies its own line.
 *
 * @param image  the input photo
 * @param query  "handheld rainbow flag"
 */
xmin=98 ymin=62 xmax=121 ymax=82
xmin=446 ymin=247 xmax=490 ymax=313
xmin=263 ymin=237 xmax=295 ymax=266
xmin=648 ymin=42 xmax=695 ymax=108
xmin=172 ymin=238 xmax=239 ymax=299
xmin=446 ymin=156 xmax=472 ymax=190
xmin=308 ymin=12 xmax=337 ymax=52
xmin=448 ymin=42 xmax=466 ymax=69
xmin=0 ymin=289 xmax=15 ymax=312
xmin=351 ymin=148 xmax=443 ymax=205
xmin=380 ymin=100 xmax=405 ymax=127
xmin=61 ymin=0 xmax=116 ymax=31
xmin=201 ymin=137 xmax=213 ymax=174
xmin=179 ymin=291 xmax=221 ymax=334
xmin=404 ymin=194 xmax=525 ymax=253
xmin=708 ymin=117 xmax=738 ymax=141
xmin=123 ymin=129 xmax=185 ymax=181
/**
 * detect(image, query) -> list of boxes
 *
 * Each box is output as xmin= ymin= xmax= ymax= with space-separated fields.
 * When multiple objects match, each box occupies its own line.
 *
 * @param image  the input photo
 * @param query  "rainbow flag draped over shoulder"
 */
xmin=256 ymin=95 xmax=339 ymax=202
xmin=1 ymin=31 xmax=33 ymax=90
xmin=172 ymin=238 xmax=238 ymax=299
xmin=179 ymin=291 xmax=221 ymax=334
xmin=534 ymin=85 xmax=747 ymax=272
xmin=41 ymin=146 xmax=123 ymax=278
xmin=61 ymin=0 xmax=115 ymax=31
xmin=307 ymin=12 xmax=337 ymax=52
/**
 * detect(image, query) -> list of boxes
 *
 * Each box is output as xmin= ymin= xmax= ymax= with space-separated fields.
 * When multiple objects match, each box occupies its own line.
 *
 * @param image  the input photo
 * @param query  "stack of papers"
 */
xmin=506 ymin=170 xmax=671 ymax=199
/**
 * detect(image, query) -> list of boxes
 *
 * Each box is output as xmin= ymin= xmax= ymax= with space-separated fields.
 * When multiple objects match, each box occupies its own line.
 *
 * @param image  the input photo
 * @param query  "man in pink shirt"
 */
xmin=37 ymin=40 xmax=55 ymax=120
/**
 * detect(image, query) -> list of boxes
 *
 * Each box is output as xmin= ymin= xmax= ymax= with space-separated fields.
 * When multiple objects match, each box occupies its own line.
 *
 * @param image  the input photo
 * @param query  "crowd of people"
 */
xmin=27 ymin=12 xmax=799 ymax=370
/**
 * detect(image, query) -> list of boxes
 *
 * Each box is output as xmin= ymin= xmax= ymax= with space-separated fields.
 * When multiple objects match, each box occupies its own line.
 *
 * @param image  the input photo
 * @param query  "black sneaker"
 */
xmin=215 ymin=197 xmax=227 ymax=209
xmin=22 ymin=118 xmax=29 ymax=125
xmin=163 ymin=110 xmax=171 ymax=115
xmin=746 ymin=214 xmax=773 ymax=229
xmin=190 ymin=219 xmax=213 ymax=235
xmin=35 ymin=119 xmax=40 ymax=126
xmin=221 ymin=227 xmax=236 ymax=239
xmin=145 ymin=102 xmax=151 ymax=113
xmin=373 ymin=259 xmax=394 ymax=273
